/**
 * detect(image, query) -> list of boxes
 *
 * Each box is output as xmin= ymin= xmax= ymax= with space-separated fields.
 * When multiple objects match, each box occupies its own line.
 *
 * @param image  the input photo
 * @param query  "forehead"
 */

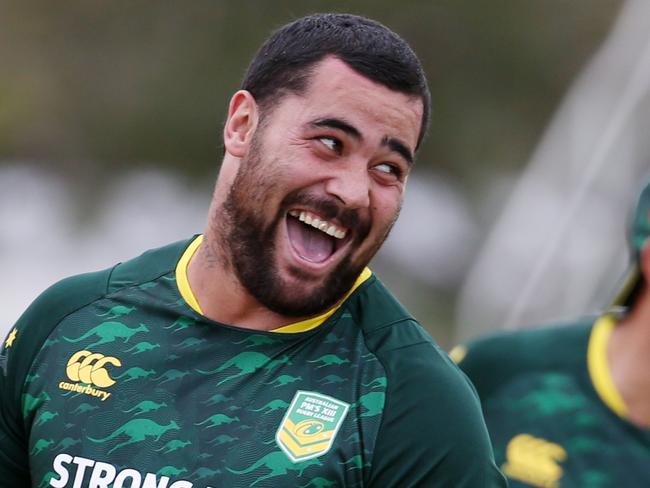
xmin=275 ymin=57 xmax=423 ymax=151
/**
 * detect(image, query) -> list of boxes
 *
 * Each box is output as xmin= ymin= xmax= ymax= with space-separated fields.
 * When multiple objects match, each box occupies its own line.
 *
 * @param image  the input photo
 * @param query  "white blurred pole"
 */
xmin=503 ymin=7 xmax=650 ymax=329
xmin=457 ymin=0 xmax=650 ymax=338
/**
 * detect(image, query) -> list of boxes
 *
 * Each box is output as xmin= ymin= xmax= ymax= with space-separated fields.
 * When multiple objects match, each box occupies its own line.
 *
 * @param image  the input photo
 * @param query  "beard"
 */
xmin=215 ymin=139 xmax=397 ymax=318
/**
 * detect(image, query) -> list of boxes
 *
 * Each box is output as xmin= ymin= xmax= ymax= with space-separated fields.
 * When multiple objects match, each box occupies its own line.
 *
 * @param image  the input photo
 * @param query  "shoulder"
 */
xmin=3 ymin=267 xmax=114 ymax=376
xmin=1 ymin=238 xmax=194 ymax=398
xmin=0 ymin=266 xmax=116 ymax=474
xmin=347 ymin=274 xmax=430 ymax=346
xmin=453 ymin=318 xmax=596 ymax=398
xmin=0 ymin=238 xmax=193 ymax=481
xmin=346 ymin=274 xmax=470 ymax=393
xmin=349 ymin=278 xmax=506 ymax=486
xmin=17 ymin=268 xmax=114 ymax=329
xmin=107 ymin=237 xmax=193 ymax=291
xmin=5 ymin=237 xmax=192 ymax=354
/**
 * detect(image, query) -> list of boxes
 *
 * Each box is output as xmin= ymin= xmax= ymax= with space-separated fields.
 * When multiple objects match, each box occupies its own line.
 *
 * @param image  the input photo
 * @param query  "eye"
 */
xmin=318 ymin=136 xmax=342 ymax=153
xmin=374 ymin=162 xmax=403 ymax=179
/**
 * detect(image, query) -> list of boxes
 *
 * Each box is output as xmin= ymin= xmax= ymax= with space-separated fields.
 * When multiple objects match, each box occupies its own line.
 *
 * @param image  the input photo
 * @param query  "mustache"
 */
xmin=281 ymin=191 xmax=368 ymax=233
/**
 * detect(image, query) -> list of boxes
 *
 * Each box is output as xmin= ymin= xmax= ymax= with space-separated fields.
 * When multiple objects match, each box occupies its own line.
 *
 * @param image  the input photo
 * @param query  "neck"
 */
xmin=187 ymin=232 xmax=311 ymax=331
xmin=609 ymin=293 xmax=650 ymax=428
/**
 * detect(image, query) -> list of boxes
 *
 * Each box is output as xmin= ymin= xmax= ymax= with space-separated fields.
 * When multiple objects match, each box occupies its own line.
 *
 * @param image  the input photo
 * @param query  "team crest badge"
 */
xmin=276 ymin=390 xmax=349 ymax=462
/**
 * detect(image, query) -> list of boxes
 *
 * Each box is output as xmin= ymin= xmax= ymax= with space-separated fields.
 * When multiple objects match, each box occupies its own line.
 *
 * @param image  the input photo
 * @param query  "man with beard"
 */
xmin=0 ymin=13 xmax=505 ymax=487
xmin=452 ymin=176 xmax=650 ymax=487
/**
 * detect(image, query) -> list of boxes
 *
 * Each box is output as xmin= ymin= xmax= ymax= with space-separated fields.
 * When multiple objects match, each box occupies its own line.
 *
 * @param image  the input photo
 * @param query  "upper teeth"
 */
xmin=289 ymin=210 xmax=347 ymax=239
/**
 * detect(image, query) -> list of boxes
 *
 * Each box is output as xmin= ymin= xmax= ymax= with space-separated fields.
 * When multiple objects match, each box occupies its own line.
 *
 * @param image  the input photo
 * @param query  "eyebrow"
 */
xmin=311 ymin=118 xmax=362 ymax=140
xmin=310 ymin=117 xmax=414 ymax=165
xmin=382 ymin=136 xmax=414 ymax=166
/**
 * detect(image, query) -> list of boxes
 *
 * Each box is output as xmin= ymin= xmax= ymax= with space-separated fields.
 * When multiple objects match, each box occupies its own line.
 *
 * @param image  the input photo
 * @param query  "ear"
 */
xmin=223 ymin=90 xmax=259 ymax=158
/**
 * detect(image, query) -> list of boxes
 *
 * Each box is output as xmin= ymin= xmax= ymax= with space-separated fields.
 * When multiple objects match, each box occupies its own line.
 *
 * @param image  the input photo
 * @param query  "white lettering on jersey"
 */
xmin=50 ymin=454 xmax=73 ymax=487
xmin=142 ymin=473 xmax=169 ymax=488
xmin=72 ymin=456 xmax=95 ymax=488
xmin=48 ymin=453 xmax=194 ymax=487
xmin=88 ymin=461 xmax=117 ymax=488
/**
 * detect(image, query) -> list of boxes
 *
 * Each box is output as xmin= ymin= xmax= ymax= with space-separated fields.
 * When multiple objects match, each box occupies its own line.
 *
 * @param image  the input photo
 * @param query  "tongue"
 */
xmin=287 ymin=217 xmax=335 ymax=263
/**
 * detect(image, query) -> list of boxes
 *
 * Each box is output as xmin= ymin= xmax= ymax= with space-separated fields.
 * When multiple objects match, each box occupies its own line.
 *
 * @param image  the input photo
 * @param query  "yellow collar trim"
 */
xmin=587 ymin=314 xmax=628 ymax=418
xmin=176 ymin=235 xmax=205 ymax=314
xmin=271 ymin=267 xmax=372 ymax=333
xmin=175 ymin=235 xmax=372 ymax=333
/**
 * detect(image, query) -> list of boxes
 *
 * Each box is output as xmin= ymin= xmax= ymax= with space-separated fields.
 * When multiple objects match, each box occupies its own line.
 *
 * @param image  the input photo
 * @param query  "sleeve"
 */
xmin=366 ymin=341 xmax=508 ymax=487
xmin=0 ymin=323 xmax=32 ymax=485
xmin=0 ymin=268 xmax=112 ymax=483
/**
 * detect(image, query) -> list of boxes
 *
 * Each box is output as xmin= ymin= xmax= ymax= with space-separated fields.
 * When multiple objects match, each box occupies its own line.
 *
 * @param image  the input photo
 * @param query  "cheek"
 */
xmin=371 ymin=192 xmax=403 ymax=226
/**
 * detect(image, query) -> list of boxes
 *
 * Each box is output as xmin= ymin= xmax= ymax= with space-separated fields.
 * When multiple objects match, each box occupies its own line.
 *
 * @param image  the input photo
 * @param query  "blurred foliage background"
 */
xmin=0 ymin=1 xmax=625 ymax=346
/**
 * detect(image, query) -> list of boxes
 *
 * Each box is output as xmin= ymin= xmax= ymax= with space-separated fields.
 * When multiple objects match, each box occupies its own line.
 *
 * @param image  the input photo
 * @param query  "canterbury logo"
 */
xmin=58 ymin=350 xmax=122 ymax=402
xmin=66 ymin=350 xmax=121 ymax=387
xmin=501 ymin=433 xmax=567 ymax=488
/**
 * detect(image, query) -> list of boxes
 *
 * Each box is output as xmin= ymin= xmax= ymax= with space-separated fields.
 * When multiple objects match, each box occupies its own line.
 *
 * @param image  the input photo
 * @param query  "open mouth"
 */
xmin=286 ymin=209 xmax=349 ymax=264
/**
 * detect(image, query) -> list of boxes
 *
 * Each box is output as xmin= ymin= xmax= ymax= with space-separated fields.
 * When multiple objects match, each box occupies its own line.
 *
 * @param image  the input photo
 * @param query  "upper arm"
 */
xmin=0 ymin=268 xmax=112 ymax=483
xmin=366 ymin=342 xmax=507 ymax=487
xmin=0 ymin=346 xmax=30 ymax=484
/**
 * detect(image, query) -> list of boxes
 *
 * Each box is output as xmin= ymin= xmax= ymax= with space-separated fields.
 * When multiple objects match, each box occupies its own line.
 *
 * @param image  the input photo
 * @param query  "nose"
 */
xmin=323 ymin=166 xmax=371 ymax=209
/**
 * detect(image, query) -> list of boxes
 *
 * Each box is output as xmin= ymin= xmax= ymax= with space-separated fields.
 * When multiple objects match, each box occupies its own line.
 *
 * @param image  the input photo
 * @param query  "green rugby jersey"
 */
xmin=454 ymin=316 xmax=650 ymax=488
xmin=0 ymin=236 xmax=505 ymax=487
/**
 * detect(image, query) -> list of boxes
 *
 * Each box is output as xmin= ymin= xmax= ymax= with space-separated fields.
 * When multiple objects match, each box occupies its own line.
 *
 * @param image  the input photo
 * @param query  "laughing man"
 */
xmin=0 ymin=13 xmax=506 ymax=487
